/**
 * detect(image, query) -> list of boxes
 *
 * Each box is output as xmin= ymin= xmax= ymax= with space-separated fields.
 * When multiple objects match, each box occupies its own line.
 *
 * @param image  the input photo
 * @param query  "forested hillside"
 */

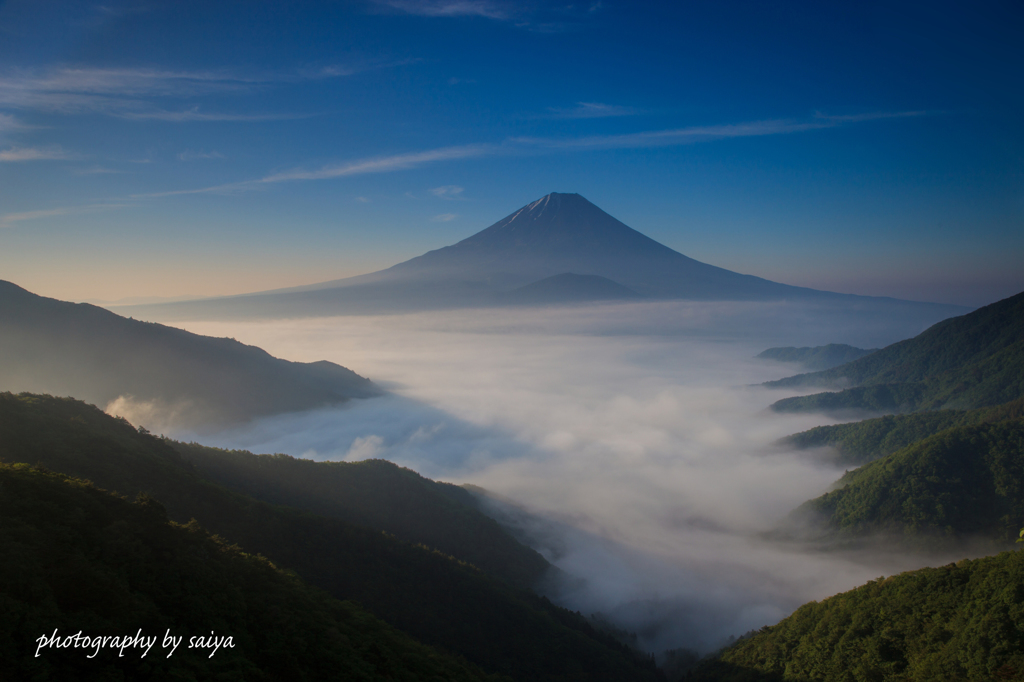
xmin=780 ymin=398 xmax=1024 ymax=467
xmin=691 ymin=549 xmax=1024 ymax=682
xmin=0 ymin=280 xmax=378 ymax=427
xmin=0 ymin=464 xmax=498 ymax=682
xmin=766 ymin=291 xmax=1024 ymax=415
xmin=793 ymin=419 xmax=1024 ymax=548
xmin=0 ymin=392 xmax=661 ymax=682
xmin=170 ymin=442 xmax=551 ymax=589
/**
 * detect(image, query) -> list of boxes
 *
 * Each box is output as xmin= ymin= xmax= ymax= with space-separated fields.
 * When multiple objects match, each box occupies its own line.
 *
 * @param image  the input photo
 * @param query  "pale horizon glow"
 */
xmin=1 ymin=3 xmax=1019 ymax=308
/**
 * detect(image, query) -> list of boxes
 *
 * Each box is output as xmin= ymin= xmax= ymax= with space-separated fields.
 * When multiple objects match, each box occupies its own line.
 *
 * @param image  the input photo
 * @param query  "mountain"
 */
xmin=502 ymin=272 xmax=642 ymax=305
xmin=0 ymin=463 xmax=495 ymax=682
xmin=0 ymin=280 xmax=378 ymax=428
xmin=169 ymin=441 xmax=551 ymax=589
xmin=116 ymin=193 xmax=968 ymax=320
xmin=767 ymin=291 xmax=1024 ymax=415
xmin=0 ymin=392 xmax=662 ymax=682
xmin=780 ymin=398 xmax=1024 ymax=467
xmin=756 ymin=344 xmax=878 ymax=372
xmin=691 ymin=549 xmax=1024 ymax=681
xmin=359 ymin=192 xmax=802 ymax=297
xmin=791 ymin=418 xmax=1024 ymax=549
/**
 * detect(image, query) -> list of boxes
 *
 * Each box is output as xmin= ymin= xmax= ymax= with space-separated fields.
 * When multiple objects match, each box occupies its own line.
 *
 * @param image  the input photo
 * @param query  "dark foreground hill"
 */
xmin=0 ymin=280 xmax=378 ymax=428
xmin=0 ymin=393 xmax=661 ymax=682
xmin=0 ymin=464 xmax=496 ymax=682
xmin=767 ymin=291 xmax=1024 ymax=415
xmin=791 ymin=418 xmax=1024 ymax=549
xmin=118 ymin=193 xmax=967 ymax=321
xmin=691 ymin=549 xmax=1024 ymax=682
xmin=756 ymin=344 xmax=877 ymax=372
xmin=170 ymin=441 xmax=551 ymax=589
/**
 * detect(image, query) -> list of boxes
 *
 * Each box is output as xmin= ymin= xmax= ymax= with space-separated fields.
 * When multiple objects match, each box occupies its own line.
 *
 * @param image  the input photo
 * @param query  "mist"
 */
xmin=157 ymin=300 xmax=963 ymax=654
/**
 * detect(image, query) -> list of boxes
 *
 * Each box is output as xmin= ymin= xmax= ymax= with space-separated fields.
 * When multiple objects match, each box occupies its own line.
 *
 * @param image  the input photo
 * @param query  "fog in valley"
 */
xmin=127 ymin=300 xmax=966 ymax=655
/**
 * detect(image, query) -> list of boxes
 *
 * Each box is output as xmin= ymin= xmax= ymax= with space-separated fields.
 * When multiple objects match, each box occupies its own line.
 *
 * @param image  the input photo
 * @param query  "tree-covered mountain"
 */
xmin=0 ymin=463 xmax=498 ymax=682
xmin=170 ymin=441 xmax=551 ymax=589
xmin=779 ymin=398 xmax=1024 ymax=467
xmin=690 ymin=548 xmax=1024 ymax=682
xmin=0 ymin=392 xmax=662 ymax=682
xmin=767 ymin=291 xmax=1024 ymax=415
xmin=756 ymin=344 xmax=877 ymax=372
xmin=791 ymin=419 xmax=1024 ymax=548
xmin=0 ymin=280 xmax=378 ymax=428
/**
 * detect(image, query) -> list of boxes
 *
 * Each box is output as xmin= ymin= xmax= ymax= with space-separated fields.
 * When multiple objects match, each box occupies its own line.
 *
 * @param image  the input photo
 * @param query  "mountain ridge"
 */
xmin=114 ymin=192 xmax=970 ymax=320
xmin=0 ymin=392 xmax=662 ymax=682
xmin=0 ymin=280 xmax=378 ymax=428
xmin=767 ymin=290 xmax=1024 ymax=415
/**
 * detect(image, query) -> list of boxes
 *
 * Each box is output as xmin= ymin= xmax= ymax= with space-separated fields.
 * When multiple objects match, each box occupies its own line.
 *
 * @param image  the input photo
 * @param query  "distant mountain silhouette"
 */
xmin=118 ymin=192 xmax=968 ymax=320
xmin=756 ymin=344 xmax=878 ymax=371
xmin=503 ymin=273 xmax=642 ymax=305
xmin=767 ymin=290 xmax=1024 ymax=414
xmin=0 ymin=280 xmax=378 ymax=427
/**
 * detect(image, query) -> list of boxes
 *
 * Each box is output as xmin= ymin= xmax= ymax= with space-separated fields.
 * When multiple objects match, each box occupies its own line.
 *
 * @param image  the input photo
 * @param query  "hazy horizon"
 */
xmin=2 ymin=2 xmax=1022 ymax=308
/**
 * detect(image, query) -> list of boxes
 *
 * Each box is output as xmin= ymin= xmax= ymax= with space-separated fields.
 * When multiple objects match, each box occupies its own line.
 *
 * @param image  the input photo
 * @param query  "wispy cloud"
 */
xmin=72 ymin=166 xmax=124 ymax=175
xmin=371 ymin=0 xmax=592 ymax=31
xmin=135 ymin=111 xmax=927 ymax=197
xmin=129 ymin=145 xmax=493 ymax=198
xmin=813 ymin=110 xmax=930 ymax=123
xmin=429 ymin=185 xmax=465 ymax=199
xmin=118 ymin=109 xmax=305 ymax=122
xmin=431 ymin=212 xmax=459 ymax=222
xmin=0 ymin=202 xmax=128 ymax=227
xmin=510 ymin=118 xmax=853 ymax=151
xmin=0 ymin=146 xmax=74 ymax=161
xmin=260 ymin=144 xmax=492 ymax=183
xmin=177 ymin=150 xmax=225 ymax=161
xmin=0 ymin=64 xmax=367 ymax=122
xmin=0 ymin=113 xmax=27 ymax=131
xmin=373 ymin=0 xmax=511 ymax=19
xmin=0 ymin=67 xmax=254 ymax=107
xmin=543 ymin=102 xmax=641 ymax=119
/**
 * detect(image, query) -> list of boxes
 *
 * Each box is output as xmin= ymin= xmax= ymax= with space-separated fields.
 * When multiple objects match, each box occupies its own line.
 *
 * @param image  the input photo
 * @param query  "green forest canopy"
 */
xmin=691 ymin=548 xmax=1024 ymax=682
xmin=0 ymin=392 xmax=661 ymax=682
xmin=793 ymin=418 xmax=1024 ymax=549
xmin=0 ymin=463 xmax=499 ymax=682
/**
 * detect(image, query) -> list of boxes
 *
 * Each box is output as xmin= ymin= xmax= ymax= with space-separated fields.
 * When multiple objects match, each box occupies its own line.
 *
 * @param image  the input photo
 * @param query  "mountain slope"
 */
xmin=793 ymin=419 xmax=1024 ymax=547
xmin=502 ymin=272 xmax=642 ymax=304
xmin=169 ymin=441 xmax=551 ymax=589
xmin=780 ymin=398 xmax=1024 ymax=467
xmin=118 ymin=193 xmax=968 ymax=320
xmin=756 ymin=344 xmax=878 ymax=372
xmin=369 ymin=192 xmax=800 ymax=298
xmin=768 ymin=291 xmax=1024 ymax=414
xmin=0 ymin=464 xmax=496 ymax=682
xmin=691 ymin=549 xmax=1024 ymax=682
xmin=0 ymin=280 xmax=378 ymax=427
xmin=0 ymin=392 xmax=661 ymax=682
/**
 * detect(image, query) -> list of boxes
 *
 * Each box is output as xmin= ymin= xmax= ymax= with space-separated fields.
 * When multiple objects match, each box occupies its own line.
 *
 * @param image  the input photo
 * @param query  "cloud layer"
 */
xmin=161 ymin=300 xmax=963 ymax=653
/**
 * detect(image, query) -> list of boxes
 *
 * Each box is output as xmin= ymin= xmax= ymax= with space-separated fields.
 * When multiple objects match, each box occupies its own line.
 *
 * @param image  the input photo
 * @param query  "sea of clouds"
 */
xmin=160 ymin=300 xmax=960 ymax=654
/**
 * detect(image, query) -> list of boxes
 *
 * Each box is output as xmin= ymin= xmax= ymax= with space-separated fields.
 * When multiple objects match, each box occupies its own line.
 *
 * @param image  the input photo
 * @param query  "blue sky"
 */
xmin=0 ymin=0 xmax=1020 ymax=306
